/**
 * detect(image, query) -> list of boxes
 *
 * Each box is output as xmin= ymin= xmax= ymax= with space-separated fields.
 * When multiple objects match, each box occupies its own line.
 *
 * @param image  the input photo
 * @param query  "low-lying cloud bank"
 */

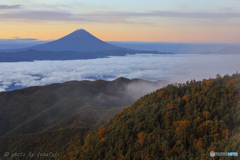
xmin=0 ymin=53 xmax=240 ymax=92
xmin=0 ymin=39 xmax=50 ymax=50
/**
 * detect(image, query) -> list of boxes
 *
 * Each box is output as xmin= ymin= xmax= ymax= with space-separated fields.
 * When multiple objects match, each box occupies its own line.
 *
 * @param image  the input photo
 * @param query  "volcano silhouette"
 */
xmin=29 ymin=29 xmax=122 ymax=52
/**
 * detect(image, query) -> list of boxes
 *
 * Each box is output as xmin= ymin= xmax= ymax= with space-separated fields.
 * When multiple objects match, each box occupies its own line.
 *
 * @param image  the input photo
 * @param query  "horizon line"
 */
xmin=0 ymin=38 xmax=239 ymax=44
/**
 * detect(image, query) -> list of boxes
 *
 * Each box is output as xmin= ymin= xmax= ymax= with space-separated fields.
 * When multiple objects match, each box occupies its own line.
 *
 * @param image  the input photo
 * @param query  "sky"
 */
xmin=0 ymin=0 xmax=240 ymax=42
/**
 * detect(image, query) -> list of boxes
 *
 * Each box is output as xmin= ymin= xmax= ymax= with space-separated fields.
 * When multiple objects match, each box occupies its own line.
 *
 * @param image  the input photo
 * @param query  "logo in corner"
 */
xmin=210 ymin=151 xmax=216 ymax=157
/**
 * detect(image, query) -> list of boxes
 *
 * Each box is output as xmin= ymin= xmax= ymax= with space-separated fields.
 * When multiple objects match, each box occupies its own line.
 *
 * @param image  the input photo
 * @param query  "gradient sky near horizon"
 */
xmin=0 ymin=0 xmax=240 ymax=42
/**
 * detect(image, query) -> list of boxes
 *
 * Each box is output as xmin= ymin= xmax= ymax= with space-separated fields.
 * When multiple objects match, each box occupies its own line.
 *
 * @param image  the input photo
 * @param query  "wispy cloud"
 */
xmin=0 ymin=4 xmax=22 ymax=9
xmin=0 ymin=38 xmax=38 ymax=41
xmin=112 ymin=10 xmax=240 ymax=19
xmin=222 ymin=0 xmax=239 ymax=2
xmin=218 ymin=7 xmax=235 ymax=11
xmin=1 ymin=9 xmax=239 ymax=23
xmin=173 ymin=2 xmax=189 ymax=9
xmin=12 ymin=38 xmax=38 ymax=41
xmin=1 ymin=10 xmax=92 ymax=21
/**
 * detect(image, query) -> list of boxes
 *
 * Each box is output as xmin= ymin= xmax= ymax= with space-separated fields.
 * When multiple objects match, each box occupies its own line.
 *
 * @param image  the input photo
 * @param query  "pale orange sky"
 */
xmin=1 ymin=0 xmax=240 ymax=43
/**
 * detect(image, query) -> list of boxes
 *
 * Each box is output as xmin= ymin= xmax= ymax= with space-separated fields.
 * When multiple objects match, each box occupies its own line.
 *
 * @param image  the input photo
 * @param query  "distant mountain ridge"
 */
xmin=214 ymin=45 xmax=240 ymax=54
xmin=0 ymin=29 xmax=166 ymax=62
xmin=199 ymin=45 xmax=240 ymax=54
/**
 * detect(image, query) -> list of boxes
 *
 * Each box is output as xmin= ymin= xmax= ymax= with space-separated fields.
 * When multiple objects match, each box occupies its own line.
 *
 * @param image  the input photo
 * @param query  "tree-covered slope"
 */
xmin=61 ymin=73 xmax=240 ymax=160
xmin=0 ymin=128 xmax=89 ymax=160
xmin=0 ymin=77 xmax=168 ymax=160
xmin=0 ymin=78 xmax=167 ymax=137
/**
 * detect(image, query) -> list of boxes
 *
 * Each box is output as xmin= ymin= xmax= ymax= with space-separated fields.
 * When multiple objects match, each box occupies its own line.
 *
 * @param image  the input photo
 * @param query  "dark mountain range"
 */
xmin=0 ymin=77 xmax=169 ymax=137
xmin=0 ymin=29 xmax=165 ymax=62
xmin=57 ymin=73 xmax=240 ymax=160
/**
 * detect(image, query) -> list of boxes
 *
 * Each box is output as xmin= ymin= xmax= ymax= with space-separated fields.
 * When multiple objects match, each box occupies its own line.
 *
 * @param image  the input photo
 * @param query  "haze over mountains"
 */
xmin=1 ymin=38 xmax=238 ymax=54
xmin=0 ymin=77 xmax=169 ymax=137
xmin=210 ymin=45 xmax=240 ymax=54
xmin=0 ymin=29 xmax=162 ymax=62
xmin=0 ymin=29 xmax=238 ymax=62
xmin=109 ymin=41 xmax=236 ymax=54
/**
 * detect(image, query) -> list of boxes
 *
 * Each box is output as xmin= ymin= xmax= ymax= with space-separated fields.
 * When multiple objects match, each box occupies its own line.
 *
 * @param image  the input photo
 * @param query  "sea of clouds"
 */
xmin=0 ymin=53 xmax=240 ymax=92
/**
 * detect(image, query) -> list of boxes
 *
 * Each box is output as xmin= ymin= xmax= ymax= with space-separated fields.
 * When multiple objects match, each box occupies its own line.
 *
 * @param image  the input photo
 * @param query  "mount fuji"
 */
xmin=28 ymin=29 xmax=123 ymax=52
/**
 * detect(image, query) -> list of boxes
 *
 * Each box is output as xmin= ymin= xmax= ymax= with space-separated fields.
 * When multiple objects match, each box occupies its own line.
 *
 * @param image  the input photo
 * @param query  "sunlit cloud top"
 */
xmin=0 ymin=0 xmax=240 ymax=42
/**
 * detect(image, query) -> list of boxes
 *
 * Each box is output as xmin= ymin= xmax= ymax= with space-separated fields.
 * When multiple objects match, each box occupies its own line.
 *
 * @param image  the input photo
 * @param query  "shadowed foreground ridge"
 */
xmin=0 ymin=77 xmax=169 ymax=159
xmin=59 ymin=73 xmax=240 ymax=160
xmin=0 ymin=77 xmax=168 ymax=137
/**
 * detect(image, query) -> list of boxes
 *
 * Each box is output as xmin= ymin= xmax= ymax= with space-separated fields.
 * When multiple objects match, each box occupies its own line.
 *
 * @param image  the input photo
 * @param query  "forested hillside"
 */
xmin=59 ymin=73 xmax=240 ymax=160
xmin=0 ymin=78 xmax=168 ymax=159
xmin=0 ymin=78 xmax=167 ymax=137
